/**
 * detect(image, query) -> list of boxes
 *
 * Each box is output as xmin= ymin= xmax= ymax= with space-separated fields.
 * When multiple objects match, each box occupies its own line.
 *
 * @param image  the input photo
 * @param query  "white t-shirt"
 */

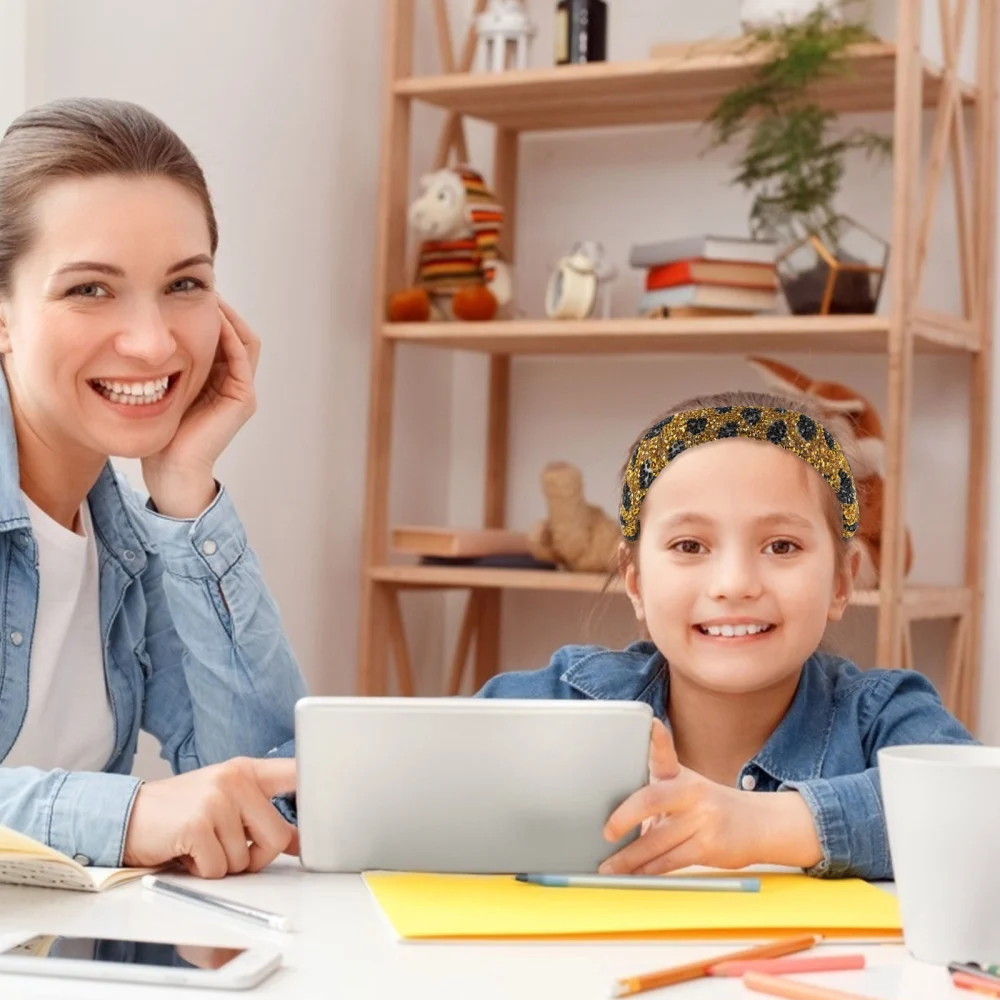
xmin=2 ymin=494 xmax=115 ymax=772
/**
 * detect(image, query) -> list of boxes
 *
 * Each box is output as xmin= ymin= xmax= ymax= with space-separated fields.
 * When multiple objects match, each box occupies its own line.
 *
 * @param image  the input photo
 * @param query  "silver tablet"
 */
xmin=295 ymin=697 xmax=653 ymax=874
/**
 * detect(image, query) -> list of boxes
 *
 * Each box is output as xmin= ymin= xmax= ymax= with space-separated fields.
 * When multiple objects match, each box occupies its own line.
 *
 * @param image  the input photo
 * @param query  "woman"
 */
xmin=0 ymin=98 xmax=306 ymax=878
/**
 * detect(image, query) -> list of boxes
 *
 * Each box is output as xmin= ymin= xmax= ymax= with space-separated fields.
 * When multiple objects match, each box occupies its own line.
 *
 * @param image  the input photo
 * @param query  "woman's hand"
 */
xmin=599 ymin=720 xmax=822 ymax=875
xmin=122 ymin=757 xmax=298 ymax=878
xmin=141 ymin=299 xmax=260 ymax=519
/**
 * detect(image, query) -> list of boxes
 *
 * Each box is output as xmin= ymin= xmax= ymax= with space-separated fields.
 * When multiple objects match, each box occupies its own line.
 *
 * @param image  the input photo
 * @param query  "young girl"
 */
xmin=478 ymin=390 xmax=976 ymax=880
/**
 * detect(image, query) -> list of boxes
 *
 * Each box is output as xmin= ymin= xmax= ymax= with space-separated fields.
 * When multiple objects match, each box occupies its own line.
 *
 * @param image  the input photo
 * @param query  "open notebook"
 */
xmin=0 ymin=825 xmax=154 ymax=892
xmin=363 ymin=871 xmax=903 ymax=942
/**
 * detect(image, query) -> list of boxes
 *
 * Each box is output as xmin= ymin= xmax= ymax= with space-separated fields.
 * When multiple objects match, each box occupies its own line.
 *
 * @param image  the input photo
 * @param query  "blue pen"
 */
xmin=514 ymin=873 xmax=760 ymax=892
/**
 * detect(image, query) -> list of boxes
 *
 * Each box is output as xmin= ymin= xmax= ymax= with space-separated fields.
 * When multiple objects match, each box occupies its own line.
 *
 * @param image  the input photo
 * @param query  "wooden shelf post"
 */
xmin=357 ymin=0 xmax=414 ymax=695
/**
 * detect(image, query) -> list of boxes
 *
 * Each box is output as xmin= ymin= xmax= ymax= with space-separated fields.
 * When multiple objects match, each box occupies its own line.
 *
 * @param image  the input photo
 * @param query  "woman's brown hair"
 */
xmin=0 ymin=97 xmax=217 ymax=296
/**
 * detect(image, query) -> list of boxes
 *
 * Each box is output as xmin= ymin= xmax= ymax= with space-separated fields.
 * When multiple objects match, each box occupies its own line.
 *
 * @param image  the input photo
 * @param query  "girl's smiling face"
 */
xmin=0 ymin=174 xmax=220 ymax=463
xmin=624 ymin=437 xmax=858 ymax=696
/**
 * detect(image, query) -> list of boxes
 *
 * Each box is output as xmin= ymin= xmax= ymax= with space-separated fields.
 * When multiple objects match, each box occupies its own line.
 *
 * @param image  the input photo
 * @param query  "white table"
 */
xmin=0 ymin=859 xmax=964 ymax=999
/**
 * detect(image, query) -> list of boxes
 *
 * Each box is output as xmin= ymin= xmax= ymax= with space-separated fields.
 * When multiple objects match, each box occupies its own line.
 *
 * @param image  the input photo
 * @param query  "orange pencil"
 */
xmin=711 ymin=955 xmax=865 ymax=976
xmin=743 ymin=971 xmax=882 ymax=1000
xmin=610 ymin=934 xmax=821 ymax=998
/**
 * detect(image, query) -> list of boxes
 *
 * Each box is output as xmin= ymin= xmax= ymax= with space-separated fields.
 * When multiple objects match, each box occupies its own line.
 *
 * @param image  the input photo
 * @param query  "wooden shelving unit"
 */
xmin=358 ymin=0 xmax=998 ymax=731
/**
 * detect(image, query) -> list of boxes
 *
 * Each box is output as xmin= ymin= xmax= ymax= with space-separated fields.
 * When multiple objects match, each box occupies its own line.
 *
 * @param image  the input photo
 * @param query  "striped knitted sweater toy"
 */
xmin=387 ymin=165 xmax=509 ymax=322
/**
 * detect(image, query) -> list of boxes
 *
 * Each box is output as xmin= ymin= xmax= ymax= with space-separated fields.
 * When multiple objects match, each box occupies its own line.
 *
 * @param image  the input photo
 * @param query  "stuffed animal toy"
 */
xmin=528 ymin=461 xmax=620 ymax=574
xmin=387 ymin=165 xmax=512 ymax=323
xmin=748 ymin=356 xmax=912 ymax=587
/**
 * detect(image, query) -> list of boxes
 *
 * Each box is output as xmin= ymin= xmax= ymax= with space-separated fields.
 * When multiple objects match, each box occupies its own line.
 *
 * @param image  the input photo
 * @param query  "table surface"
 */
xmin=0 ymin=858 xmax=965 ymax=999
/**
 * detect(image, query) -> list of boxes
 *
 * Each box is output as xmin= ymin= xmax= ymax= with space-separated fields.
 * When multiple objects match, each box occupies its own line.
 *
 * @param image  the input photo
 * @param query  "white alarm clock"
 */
xmin=544 ymin=241 xmax=617 ymax=320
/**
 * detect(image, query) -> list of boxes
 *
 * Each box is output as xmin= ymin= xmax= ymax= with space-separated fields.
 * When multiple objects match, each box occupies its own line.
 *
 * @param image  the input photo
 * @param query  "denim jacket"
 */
xmin=0 ymin=372 xmax=306 ymax=867
xmin=478 ymin=642 xmax=976 ymax=880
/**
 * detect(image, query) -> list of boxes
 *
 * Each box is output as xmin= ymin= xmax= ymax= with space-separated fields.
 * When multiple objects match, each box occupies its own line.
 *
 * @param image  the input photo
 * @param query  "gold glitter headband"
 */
xmin=619 ymin=405 xmax=859 ymax=542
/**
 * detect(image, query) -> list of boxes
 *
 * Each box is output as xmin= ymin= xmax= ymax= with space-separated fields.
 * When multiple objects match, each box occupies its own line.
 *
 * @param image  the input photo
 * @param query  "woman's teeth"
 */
xmin=91 ymin=376 xmax=170 ymax=405
xmin=699 ymin=623 xmax=774 ymax=637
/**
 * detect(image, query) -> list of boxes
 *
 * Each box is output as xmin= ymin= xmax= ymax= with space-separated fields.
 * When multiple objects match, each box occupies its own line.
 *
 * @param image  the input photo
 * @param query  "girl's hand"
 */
xmin=141 ymin=299 xmax=260 ymax=519
xmin=122 ymin=757 xmax=298 ymax=877
xmin=599 ymin=720 xmax=822 ymax=875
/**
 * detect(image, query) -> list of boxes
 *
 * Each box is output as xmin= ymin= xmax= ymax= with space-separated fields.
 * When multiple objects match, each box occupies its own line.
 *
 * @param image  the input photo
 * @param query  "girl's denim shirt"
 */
xmin=477 ymin=641 xmax=976 ymax=880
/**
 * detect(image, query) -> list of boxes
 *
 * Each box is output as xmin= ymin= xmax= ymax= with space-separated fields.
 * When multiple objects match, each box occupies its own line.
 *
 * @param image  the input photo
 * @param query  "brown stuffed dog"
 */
xmin=528 ymin=462 xmax=620 ymax=574
xmin=748 ymin=356 xmax=913 ymax=587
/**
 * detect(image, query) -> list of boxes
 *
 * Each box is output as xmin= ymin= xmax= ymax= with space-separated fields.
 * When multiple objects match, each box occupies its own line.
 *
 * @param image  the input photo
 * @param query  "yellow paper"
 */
xmin=362 ymin=871 xmax=902 ymax=941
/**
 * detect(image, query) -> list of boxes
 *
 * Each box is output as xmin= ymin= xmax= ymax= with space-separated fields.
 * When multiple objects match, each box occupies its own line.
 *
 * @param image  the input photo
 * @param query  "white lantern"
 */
xmin=475 ymin=0 xmax=535 ymax=73
xmin=740 ymin=0 xmax=841 ymax=31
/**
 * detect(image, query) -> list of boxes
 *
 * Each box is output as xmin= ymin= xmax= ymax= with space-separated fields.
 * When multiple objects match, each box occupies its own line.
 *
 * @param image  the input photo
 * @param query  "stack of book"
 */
xmin=628 ymin=235 xmax=780 ymax=317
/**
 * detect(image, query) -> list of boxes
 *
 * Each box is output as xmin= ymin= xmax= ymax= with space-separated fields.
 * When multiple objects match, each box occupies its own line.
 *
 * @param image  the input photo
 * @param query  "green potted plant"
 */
xmin=704 ymin=3 xmax=893 ymax=315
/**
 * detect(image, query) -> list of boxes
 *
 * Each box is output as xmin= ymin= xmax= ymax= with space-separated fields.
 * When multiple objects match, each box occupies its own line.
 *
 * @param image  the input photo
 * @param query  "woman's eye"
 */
xmin=671 ymin=539 xmax=705 ymax=555
xmin=68 ymin=283 xmax=108 ymax=298
xmin=168 ymin=277 xmax=207 ymax=293
xmin=766 ymin=539 xmax=800 ymax=556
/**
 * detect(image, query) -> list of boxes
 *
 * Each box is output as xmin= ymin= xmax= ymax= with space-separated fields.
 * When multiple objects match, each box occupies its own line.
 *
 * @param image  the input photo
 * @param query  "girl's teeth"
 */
xmin=701 ymin=624 xmax=771 ymax=637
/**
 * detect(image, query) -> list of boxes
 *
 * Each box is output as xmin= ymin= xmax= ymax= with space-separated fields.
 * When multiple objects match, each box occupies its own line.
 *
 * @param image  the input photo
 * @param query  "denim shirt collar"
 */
xmin=561 ymin=642 xmax=668 ymax=716
xmin=562 ymin=640 xmax=833 ymax=784
xmin=0 ymin=367 xmax=147 ymax=576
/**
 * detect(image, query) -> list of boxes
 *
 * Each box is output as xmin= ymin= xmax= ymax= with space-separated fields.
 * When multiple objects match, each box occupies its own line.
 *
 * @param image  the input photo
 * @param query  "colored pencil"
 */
xmin=516 ymin=873 xmax=760 ymax=892
xmin=953 ymin=971 xmax=1000 ymax=997
xmin=610 ymin=934 xmax=820 ymax=998
xmin=743 ymin=971 xmax=883 ymax=1000
xmin=950 ymin=964 xmax=1000 ymax=988
xmin=710 ymin=954 xmax=865 ymax=976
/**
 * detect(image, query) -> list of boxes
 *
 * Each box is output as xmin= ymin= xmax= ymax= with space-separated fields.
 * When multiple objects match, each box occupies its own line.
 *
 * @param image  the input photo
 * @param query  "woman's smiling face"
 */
xmin=0 ymin=173 xmax=220 ymax=461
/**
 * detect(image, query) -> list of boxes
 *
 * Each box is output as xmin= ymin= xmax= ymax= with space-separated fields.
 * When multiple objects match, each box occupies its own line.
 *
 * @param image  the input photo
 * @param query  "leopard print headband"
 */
xmin=619 ymin=405 xmax=859 ymax=542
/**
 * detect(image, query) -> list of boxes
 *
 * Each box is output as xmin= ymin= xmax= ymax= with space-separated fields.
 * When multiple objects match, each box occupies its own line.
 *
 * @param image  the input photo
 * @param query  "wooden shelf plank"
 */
xmin=394 ymin=43 xmax=976 ymax=132
xmin=911 ymin=309 xmax=981 ymax=351
xmin=369 ymin=564 xmax=971 ymax=619
xmin=372 ymin=563 xmax=617 ymax=592
xmin=385 ymin=316 xmax=972 ymax=355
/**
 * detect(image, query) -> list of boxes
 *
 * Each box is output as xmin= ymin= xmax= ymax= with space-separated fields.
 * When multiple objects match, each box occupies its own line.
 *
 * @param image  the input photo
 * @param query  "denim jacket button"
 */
xmin=202 ymin=539 xmax=218 ymax=556
xmin=740 ymin=773 xmax=757 ymax=791
xmin=9 ymin=631 xmax=22 ymax=647
xmin=72 ymin=854 xmax=91 ymax=866
xmin=122 ymin=549 xmax=135 ymax=562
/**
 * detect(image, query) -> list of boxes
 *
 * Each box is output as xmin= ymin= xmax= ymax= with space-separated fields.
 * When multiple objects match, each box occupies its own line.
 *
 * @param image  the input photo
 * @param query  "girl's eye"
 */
xmin=67 ymin=283 xmax=108 ymax=299
xmin=766 ymin=539 xmax=800 ymax=556
xmin=671 ymin=539 xmax=705 ymax=555
xmin=168 ymin=277 xmax=208 ymax=293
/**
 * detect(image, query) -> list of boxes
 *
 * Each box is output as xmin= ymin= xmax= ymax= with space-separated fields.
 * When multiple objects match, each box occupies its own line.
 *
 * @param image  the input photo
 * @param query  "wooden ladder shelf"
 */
xmin=356 ymin=0 xmax=998 ymax=732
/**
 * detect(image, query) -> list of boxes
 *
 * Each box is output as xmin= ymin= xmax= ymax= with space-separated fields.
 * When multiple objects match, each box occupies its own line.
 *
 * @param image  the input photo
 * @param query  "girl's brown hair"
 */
xmin=0 ymin=97 xmax=217 ymax=296
xmin=618 ymin=389 xmax=862 ymax=574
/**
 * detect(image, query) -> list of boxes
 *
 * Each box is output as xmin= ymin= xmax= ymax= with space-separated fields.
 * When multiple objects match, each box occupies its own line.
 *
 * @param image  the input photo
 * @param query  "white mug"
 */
xmin=879 ymin=744 xmax=1000 ymax=966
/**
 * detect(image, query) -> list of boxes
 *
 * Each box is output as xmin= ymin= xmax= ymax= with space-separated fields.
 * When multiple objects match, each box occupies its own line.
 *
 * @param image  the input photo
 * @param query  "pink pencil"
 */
xmin=711 ymin=955 xmax=866 ymax=977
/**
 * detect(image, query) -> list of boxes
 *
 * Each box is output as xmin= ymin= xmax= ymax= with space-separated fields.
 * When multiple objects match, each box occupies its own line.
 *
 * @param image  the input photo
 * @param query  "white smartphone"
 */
xmin=0 ymin=933 xmax=282 ymax=990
